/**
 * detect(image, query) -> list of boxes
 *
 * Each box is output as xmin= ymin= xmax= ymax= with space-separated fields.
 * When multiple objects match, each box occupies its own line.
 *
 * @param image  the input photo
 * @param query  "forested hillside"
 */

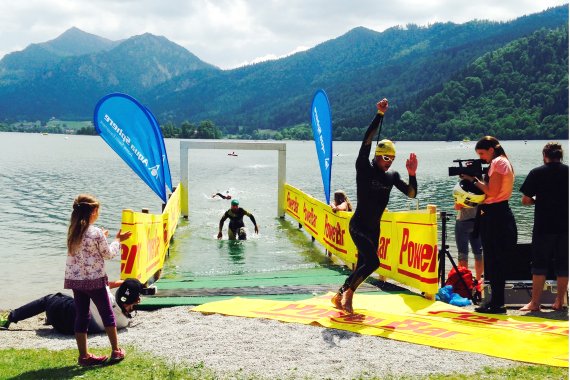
xmin=387 ymin=26 xmax=568 ymax=140
xmin=146 ymin=6 xmax=568 ymax=140
xmin=0 ymin=32 xmax=217 ymax=120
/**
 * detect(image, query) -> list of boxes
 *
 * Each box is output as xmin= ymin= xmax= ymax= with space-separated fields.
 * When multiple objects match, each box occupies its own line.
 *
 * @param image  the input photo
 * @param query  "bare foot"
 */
xmin=519 ymin=302 xmax=541 ymax=312
xmin=342 ymin=288 xmax=354 ymax=314
xmin=331 ymin=293 xmax=343 ymax=310
xmin=552 ymin=300 xmax=566 ymax=311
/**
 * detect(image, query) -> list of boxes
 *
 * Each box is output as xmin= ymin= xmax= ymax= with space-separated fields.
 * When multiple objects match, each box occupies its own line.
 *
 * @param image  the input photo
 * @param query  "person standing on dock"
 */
xmin=462 ymin=136 xmax=517 ymax=314
xmin=519 ymin=142 xmax=568 ymax=312
xmin=332 ymin=98 xmax=418 ymax=314
xmin=217 ymin=199 xmax=259 ymax=240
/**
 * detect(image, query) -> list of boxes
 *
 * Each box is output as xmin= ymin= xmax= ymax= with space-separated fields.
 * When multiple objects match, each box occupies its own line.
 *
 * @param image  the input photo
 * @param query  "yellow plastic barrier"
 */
xmin=284 ymin=184 xmax=439 ymax=295
xmin=119 ymin=184 xmax=181 ymax=283
xmin=194 ymin=293 xmax=568 ymax=367
xmin=162 ymin=183 xmax=181 ymax=253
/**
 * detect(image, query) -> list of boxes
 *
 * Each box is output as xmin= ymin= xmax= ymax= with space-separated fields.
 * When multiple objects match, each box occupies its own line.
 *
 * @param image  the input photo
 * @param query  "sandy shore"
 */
xmin=4 ymin=303 xmax=566 ymax=379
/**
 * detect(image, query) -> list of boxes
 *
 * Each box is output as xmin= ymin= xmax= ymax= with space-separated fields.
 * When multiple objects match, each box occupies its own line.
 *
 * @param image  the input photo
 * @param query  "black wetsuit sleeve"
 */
xmin=243 ymin=209 xmax=257 ymax=226
xmin=249 ymin=214 xmax=257 ymax=226
xmin=219 ymin=211 xmax=229 ymax=230
xmin=394 ymin=172 xmax=417 ymax=198
xmin=356 ymin=113 xmax=384 ymax=170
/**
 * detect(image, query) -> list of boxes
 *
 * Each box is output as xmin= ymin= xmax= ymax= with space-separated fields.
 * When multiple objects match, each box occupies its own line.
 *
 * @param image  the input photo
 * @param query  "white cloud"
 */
xmin=0 ymin=0 xmax=566 ymax=69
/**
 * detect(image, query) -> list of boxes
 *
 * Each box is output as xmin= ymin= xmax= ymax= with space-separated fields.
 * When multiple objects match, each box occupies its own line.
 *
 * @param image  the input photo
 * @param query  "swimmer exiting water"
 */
xmin=218 ymin=199 xmax=259 ymax=240
xmin=212 ymin=191 xmax=232 ymax=200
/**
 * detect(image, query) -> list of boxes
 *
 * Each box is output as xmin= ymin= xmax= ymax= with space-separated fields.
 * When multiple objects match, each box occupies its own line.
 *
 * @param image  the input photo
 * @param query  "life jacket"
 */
xmin=445 ymin=266 xmax=475 ymax=299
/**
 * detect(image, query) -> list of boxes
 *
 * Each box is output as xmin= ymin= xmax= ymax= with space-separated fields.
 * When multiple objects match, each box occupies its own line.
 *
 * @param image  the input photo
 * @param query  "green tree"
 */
xmin=180 ymin=121 xmax=195 ymax=138
xmin=195 ymin=120 xmax=222 ymax=139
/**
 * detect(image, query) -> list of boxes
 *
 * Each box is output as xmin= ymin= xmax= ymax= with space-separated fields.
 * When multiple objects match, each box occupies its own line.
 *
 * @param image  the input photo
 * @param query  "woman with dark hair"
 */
xmin=461 ymin=136 xmax=517 ymax=314
xmin=330 ymin=190 xmax=353 ymax=212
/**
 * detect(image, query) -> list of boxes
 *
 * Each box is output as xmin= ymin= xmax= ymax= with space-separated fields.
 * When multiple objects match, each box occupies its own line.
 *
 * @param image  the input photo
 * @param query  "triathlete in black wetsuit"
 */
xmin=217 ymin=199 xmax=259 ymax=240
xmin=332 ymin=98 xmax=418 ymax=313
xmin=212 ymin=191 xmax=232 ymax=200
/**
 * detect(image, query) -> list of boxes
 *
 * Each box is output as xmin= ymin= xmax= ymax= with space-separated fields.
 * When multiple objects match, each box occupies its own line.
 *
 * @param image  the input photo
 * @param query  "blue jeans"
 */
xmin=455 ymin=219 xmax=482 ymax=263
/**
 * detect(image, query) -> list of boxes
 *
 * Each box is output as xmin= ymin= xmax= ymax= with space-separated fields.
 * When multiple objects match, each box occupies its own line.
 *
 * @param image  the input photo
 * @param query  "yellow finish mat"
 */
xmin=194 ymin=292 xmax=568 ymax=367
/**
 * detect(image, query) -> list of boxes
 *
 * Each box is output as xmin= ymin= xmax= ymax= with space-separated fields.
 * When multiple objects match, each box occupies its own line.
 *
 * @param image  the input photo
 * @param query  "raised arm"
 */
xmin=356 ymin=99 xmax=388 ymax=169
xmin=394 ymin=172 xmax=418 ymax=198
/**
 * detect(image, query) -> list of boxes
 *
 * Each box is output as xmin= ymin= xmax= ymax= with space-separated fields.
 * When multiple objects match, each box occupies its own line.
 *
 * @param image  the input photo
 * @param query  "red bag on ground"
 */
xmin=445 ymin=266 xmax=475 ymax=299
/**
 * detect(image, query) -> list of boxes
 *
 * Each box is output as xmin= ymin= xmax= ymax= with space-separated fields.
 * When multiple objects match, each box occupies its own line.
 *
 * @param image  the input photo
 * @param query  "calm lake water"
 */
xmin=0 ymin=132 xmax=566 ymax=308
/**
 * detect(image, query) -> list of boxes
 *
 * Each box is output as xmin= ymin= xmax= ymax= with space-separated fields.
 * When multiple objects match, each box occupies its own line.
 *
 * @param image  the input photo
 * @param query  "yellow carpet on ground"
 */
xmin=193 ymin=292 xmax=568 ymax=367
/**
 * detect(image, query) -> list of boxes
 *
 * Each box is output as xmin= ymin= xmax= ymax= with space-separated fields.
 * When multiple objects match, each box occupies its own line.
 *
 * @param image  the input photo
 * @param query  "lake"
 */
xmin=0 ymin=132 xmax=566 ymax=309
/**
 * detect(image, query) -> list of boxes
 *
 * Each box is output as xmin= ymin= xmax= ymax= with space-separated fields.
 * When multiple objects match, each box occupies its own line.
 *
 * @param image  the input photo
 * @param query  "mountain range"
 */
xmin=0 ymin=5 xmax=567 ymax=140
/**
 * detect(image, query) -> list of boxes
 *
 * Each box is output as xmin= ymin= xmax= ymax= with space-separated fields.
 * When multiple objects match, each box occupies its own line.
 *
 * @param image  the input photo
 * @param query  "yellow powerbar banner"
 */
xmin=194 ymin=293 xmax=568 ymax=367
xmin=284 ymin=184 xmax=438 ymax=295
xmin=119 ymin=184 xmax=181 ymax=283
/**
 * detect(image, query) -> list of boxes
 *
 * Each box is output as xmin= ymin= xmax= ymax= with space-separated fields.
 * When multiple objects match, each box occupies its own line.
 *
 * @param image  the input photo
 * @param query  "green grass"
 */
xmin=0 ymin=347 xmax=567 ymax=379
xmin=0 ymin=347 xmax=217 ymax=380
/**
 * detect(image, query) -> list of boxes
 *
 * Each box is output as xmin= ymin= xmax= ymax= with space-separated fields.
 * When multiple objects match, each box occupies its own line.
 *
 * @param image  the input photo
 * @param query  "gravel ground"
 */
xmin=2 ymin=303 xmax=565 ymax=380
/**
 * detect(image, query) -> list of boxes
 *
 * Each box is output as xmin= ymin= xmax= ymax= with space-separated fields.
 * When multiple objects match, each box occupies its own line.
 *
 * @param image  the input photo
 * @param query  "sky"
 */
xmin=0 ymin=1 xmax=567 ymax=69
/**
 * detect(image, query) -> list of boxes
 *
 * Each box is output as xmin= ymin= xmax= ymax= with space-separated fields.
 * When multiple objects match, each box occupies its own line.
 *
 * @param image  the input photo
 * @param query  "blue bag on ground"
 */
xmin=436 ymin=285 xmax=472 ymax=306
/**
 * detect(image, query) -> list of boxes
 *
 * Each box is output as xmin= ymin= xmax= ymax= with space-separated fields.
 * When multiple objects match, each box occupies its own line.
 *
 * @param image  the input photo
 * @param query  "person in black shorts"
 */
xmin=519 ymin=142 xmax=568 ymax=311
xmin=331 ymin=98 xmax=418 ymax=313
xmin=217 ymin=199 xmax=259 ymax=240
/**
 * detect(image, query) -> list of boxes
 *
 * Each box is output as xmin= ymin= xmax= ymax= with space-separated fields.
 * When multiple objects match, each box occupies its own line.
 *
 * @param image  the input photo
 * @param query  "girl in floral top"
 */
xmin=64 ymin=194 xmax=131 ymax=366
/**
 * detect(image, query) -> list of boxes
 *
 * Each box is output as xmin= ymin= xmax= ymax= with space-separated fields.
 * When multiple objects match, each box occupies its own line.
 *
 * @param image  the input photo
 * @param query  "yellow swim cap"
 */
xmin=375 ymin=139 xmax=396 ymax=156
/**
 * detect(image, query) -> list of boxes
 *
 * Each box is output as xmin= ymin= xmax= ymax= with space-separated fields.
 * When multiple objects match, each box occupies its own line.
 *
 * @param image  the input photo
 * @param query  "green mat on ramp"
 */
xmin=138 ymin=267 xmax=387 ymax=308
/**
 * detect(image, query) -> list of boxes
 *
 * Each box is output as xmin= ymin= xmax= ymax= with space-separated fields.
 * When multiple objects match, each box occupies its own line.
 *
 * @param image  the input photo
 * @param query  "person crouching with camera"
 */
xmin=461 ymin=136 xmax=517 ymax=314
xmin=0 ymin=279 xmax=143 ymax=335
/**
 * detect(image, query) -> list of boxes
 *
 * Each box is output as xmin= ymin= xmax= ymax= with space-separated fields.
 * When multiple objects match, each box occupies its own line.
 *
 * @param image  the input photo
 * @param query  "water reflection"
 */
xmin=221 ymin=239 xmax=246 ymax=264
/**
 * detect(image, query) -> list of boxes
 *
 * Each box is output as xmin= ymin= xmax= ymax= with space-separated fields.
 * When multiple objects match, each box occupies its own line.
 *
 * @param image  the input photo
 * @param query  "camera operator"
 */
xmin=461 ymin=136 xmax=517 ymax=314
xmin=1 ymin=279 xmax=144 ymax=334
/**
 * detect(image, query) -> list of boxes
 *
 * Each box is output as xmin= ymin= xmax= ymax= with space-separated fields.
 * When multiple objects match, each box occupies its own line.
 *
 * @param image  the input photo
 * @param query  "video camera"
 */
xmin=448 ymin=159 xmax=488 ymax=179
